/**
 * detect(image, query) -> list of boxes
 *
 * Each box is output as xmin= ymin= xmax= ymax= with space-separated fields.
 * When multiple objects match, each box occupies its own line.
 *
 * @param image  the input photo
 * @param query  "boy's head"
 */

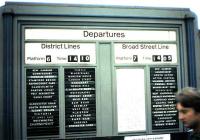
xmin=176 ymin=87 xmax=200 ymax=131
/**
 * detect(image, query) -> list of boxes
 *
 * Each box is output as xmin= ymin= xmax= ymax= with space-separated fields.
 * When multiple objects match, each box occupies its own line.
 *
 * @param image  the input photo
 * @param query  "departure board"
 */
xmin=150 ymin=67 xmax=179 ymax=130
xmin=65 ymin=68 xmax=96 ymax=133
xmin=26 ymin=68 xmax=59 ymax=136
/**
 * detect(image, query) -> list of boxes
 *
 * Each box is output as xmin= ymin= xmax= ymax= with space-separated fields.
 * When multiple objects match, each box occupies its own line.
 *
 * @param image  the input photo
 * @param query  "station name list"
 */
xmin=26 ymin=68 xmax=59 ymax=136
xmin=150 ymin=67 xmax=178 ymax=129
xmin=65 ymin=68 xmax=96 ymax=133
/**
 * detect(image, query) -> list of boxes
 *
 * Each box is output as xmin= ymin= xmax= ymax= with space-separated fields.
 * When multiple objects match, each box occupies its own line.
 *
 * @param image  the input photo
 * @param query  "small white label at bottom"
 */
xmin=124 ymin=134 xmax=170 ymax=140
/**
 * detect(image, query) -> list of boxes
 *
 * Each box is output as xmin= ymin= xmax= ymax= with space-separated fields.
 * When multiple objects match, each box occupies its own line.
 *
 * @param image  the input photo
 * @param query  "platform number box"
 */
xmin=133 ymin=55 xmax=138 ymax=62
xmin=46 ymin=55 xmax=51 ymax=62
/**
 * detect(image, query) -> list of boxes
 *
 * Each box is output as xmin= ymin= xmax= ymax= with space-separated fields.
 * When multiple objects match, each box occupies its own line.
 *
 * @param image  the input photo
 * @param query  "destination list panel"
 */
xmin=26 ymin=68 xmax=59 ymax=136
xmin=150 ymin=67 xmax=178 ymax=130
xmin=65 ymin=68 xmax=96 ymax=133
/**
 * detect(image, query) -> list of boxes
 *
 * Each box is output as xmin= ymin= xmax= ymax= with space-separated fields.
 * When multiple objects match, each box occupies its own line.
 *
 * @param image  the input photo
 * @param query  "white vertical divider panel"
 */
xmin=116 ymin=68 xmax=146 ymax=132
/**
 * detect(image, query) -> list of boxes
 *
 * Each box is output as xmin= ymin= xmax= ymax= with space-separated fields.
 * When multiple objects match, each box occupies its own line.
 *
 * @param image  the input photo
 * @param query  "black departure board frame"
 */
xmin=26 ymin=68 xmax=59 ymax=136
xmin=150 ymin=67 xmax=179 ymax=130
xmin=65 ymin=68 xmax=96 ymax=133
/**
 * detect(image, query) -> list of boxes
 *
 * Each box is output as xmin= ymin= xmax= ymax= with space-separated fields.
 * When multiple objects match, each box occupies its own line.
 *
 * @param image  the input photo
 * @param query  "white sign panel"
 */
xmin=25 ymin=29 xmax=176 ymax=41
xmin=117 ymin=69 xmax=146 ymax=132
xmin=115 ymin=43 xmax=177 ymax=64
xmin=25 ymin=43 xmax=96 ymax=64
xmin=124 ymin=134 xmax=170 ymax=140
